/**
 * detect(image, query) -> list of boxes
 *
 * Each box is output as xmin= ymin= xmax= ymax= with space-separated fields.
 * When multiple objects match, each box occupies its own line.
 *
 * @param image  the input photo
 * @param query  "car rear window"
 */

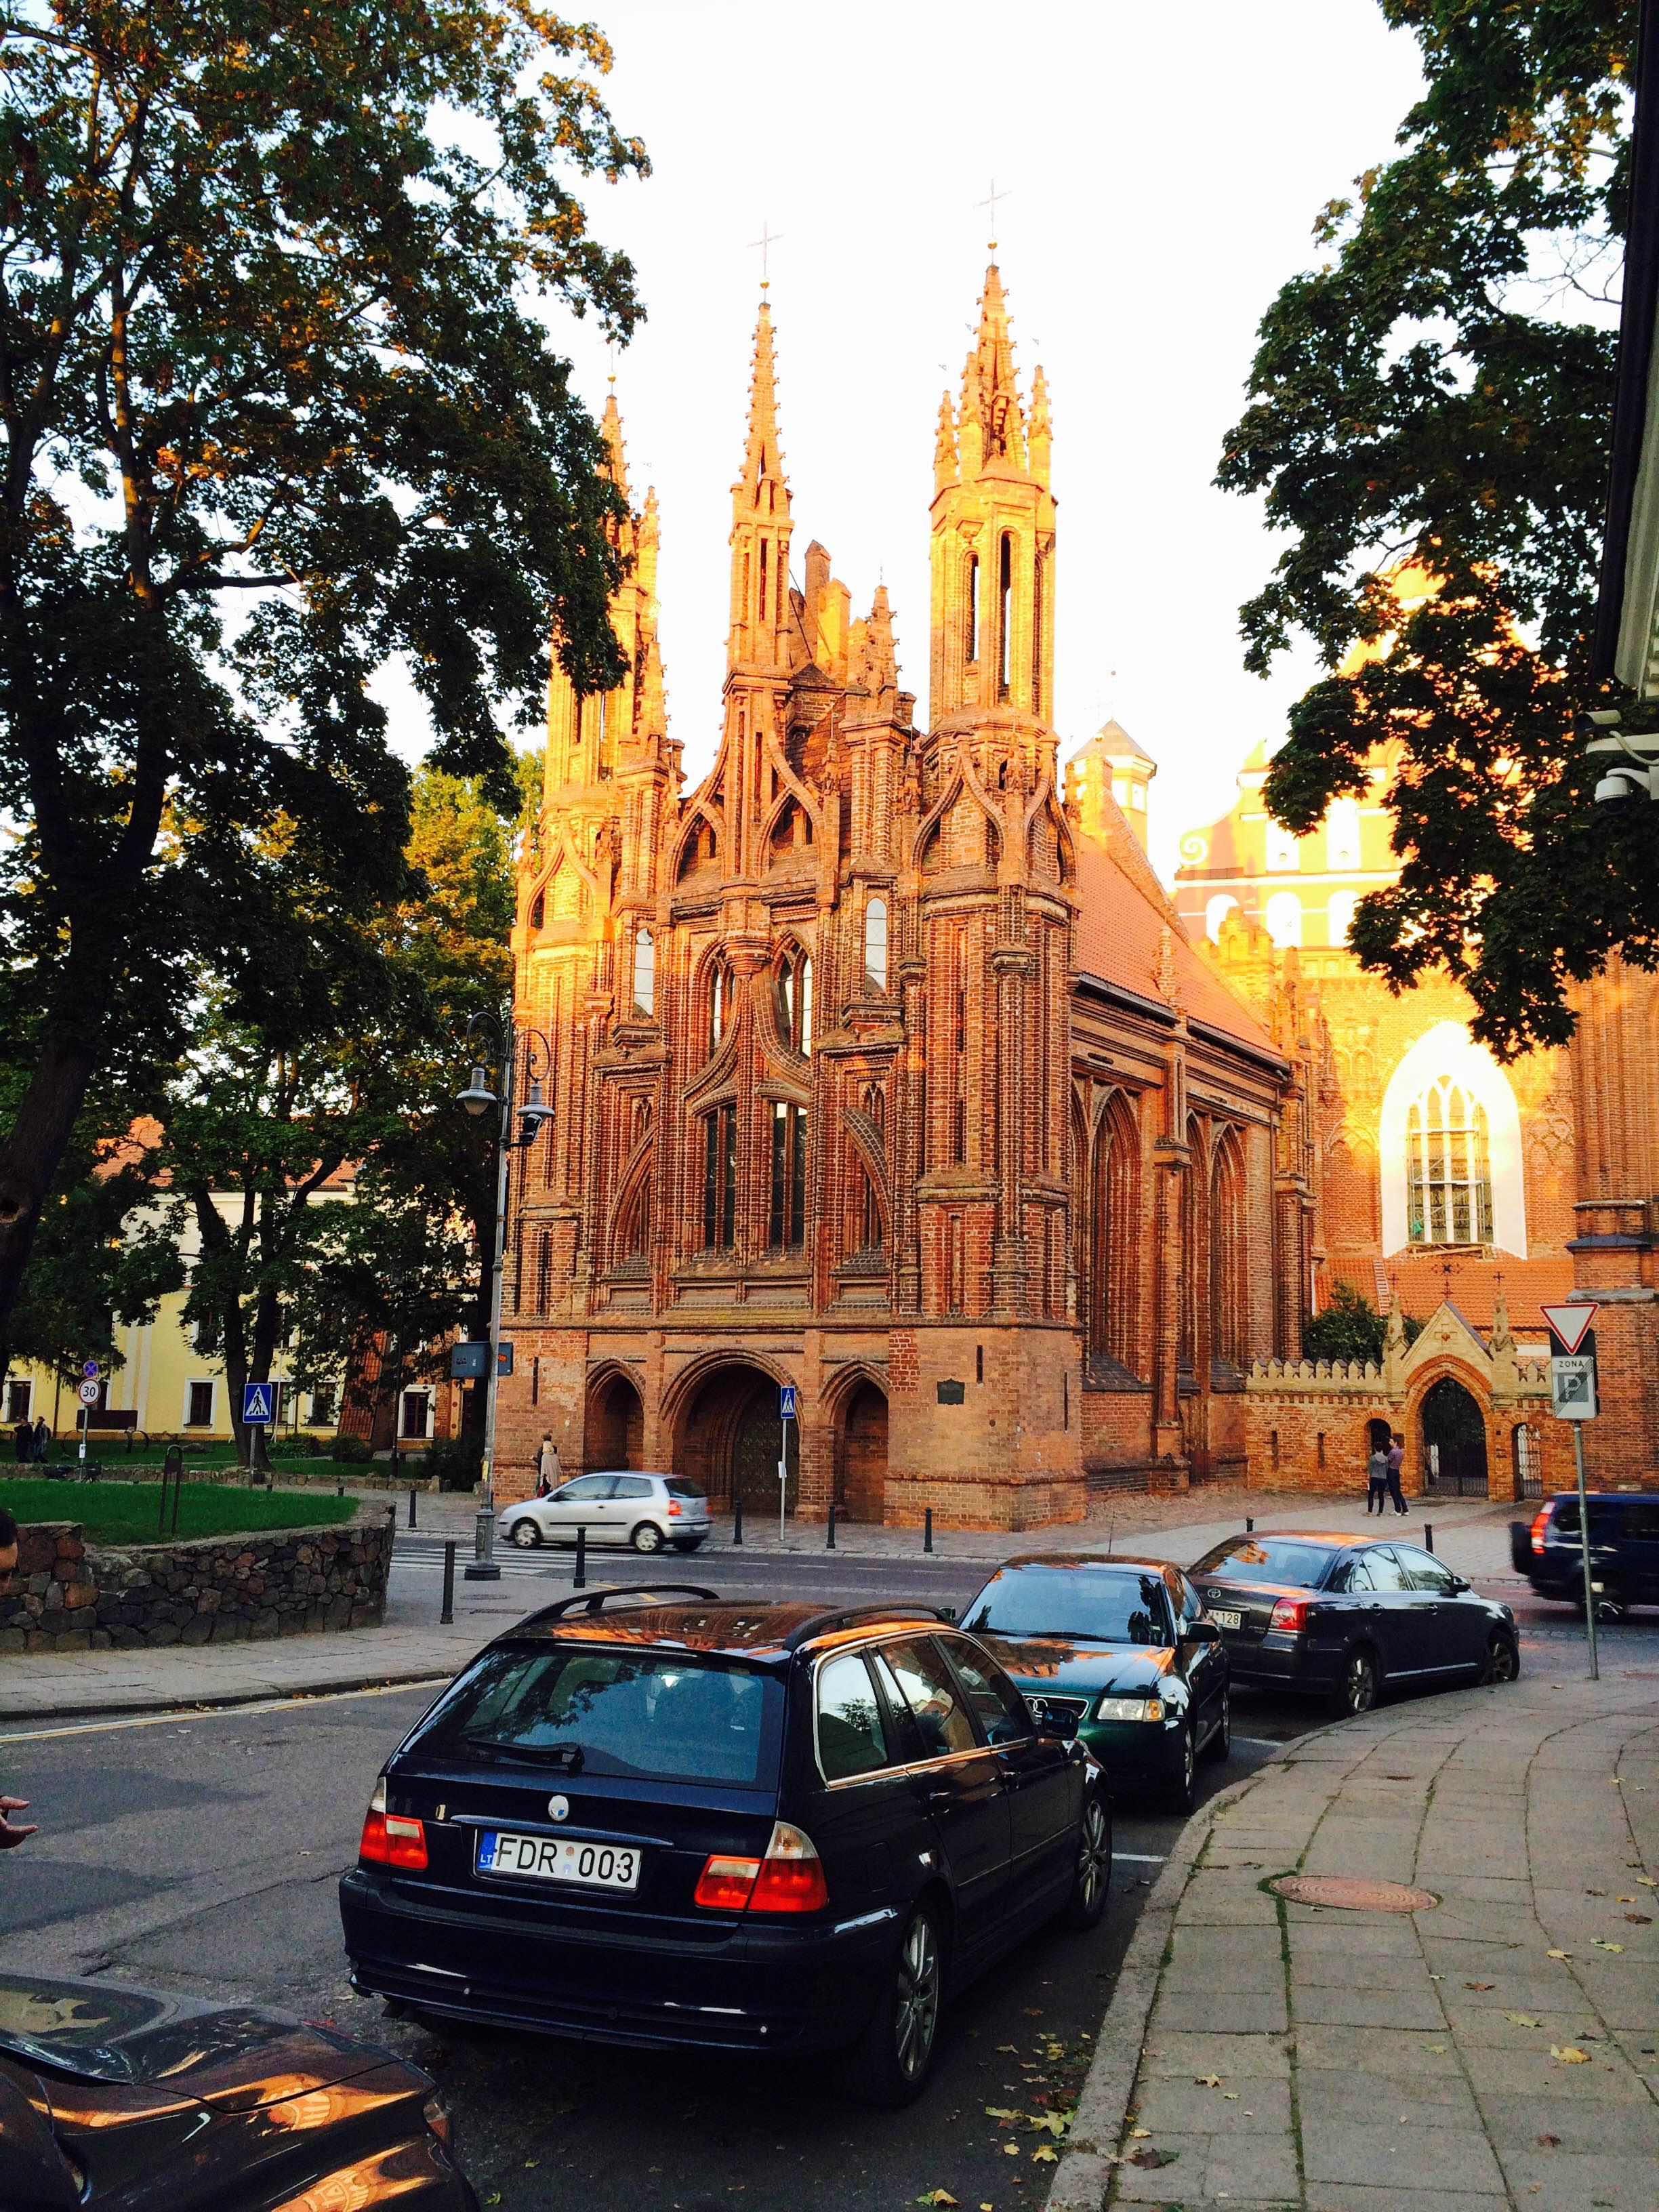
xmin=666 ymin=1479 xmax=705 ymax=1500
xmin=417 ymin=1647 xmax=782 ymax=1786
xmin=1192 ymin=1536 xmax=1338 ymax=1589
xmin=962 ymin=1565 xmax=1172 ymax=1645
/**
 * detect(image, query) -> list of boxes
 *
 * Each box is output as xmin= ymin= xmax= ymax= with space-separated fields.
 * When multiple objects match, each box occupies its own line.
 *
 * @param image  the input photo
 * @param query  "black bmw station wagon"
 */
xmin=340 ymin=1585 xmax=1110 ymax=2104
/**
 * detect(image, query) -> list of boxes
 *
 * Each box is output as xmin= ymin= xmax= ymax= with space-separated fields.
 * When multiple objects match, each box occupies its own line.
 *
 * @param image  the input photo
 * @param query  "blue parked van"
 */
xmin=1510 ymin=1493 xmax=1659 ymax=1620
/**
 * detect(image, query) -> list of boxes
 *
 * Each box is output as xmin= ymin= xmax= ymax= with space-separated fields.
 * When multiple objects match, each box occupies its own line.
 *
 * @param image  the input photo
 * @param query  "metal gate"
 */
xmin=1512 ymin=1422 xmax=1542 ymax=1500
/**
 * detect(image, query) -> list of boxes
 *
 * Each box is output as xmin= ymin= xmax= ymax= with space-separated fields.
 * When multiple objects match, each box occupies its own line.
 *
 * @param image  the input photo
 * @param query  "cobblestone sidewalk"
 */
xmin=1050 ymin=1669 xmax=1659 ymax=2212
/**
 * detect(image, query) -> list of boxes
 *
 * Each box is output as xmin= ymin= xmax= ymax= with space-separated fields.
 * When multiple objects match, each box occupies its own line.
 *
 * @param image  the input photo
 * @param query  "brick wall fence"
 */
xmin=0 ymin=1511 xmax=396 ymax=1655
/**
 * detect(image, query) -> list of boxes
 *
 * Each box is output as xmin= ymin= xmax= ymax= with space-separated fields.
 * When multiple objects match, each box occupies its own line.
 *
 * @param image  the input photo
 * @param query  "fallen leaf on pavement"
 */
xmin=1128 ymin=2127 xmax=1150 ymax=2139
xmin=1636 ymin=1875 xmax=1658 ymax=1887
xmin=996 ymin=2045 xmax=1018 ymax=2054
xmin=1194 ymin=2074 xmax=1223 ymax=2087
xmin=1536 ymin=2133 xmax=1561 ymax=2147
xmin=1504 ymin=2013 xmax=1542 ymax=2028
xmin=1021 ymin=2008 xmax=1042 ymax=2016
xmin=1465 ymin=1982 xmax=1494 ymax=1991
xmin=985 ymin=2108 xmax=1020 ymax=2123
xmin=1626 ymin=1913 xmax=1652 ymax=1924
xmin=1586 ymin=1888 xmax=1607 ymax=1896
xmin=1592 ymin=1940 xmax=1624 ymax=1952
xmin=1549 ymin=2046 xmax=1591 ymax=2064
xmin=1031 ymin=2146 xmax=1057 ymax=2163
xmin=1546 ymin=1949 xmax=1572 ymax=1960
xmin=1029 ymin=2114 xmax=1067 ymax=2137
xmin=1421 ymin=2043 xmax=1448 ymax=2053
xmin=916 ymin=2192 xmax=959 ymax=2207
xmin=1224 ymin=2091 xmax=1240 ymax=2100
xmin=1126 ymin=2148 xmax=1176 ymax=2169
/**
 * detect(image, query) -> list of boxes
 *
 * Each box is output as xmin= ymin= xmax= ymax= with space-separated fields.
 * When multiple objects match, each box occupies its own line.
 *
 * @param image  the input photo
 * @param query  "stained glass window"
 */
xmin=1406 ymin=1078 xmax=1492 ymax=1246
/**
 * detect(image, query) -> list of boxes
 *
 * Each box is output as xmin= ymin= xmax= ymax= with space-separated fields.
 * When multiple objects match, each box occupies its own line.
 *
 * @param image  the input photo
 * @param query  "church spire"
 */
xmin=959 ymin=262 xmax=1026 ymax=474
xmin=599 ymin=383 xmax=630 ymax=501
xmin=727 ymin=295 xmax=794 ymax=674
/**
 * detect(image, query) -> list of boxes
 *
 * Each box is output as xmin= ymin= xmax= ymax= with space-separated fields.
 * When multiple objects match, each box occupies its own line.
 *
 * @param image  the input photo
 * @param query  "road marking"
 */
xmin=1114 ymin=1851 xmax=1168 ymax=1864
xmin=1233 ymin=1736 xmax=1292 ymax=1749
xmin=0 ymin=1677 xmax=452 ymax=1744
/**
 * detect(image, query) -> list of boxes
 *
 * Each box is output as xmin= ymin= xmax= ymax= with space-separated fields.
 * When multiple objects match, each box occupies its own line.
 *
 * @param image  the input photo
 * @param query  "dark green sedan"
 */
xmin=959 ymin=1553 xmax=1231 ymax=1812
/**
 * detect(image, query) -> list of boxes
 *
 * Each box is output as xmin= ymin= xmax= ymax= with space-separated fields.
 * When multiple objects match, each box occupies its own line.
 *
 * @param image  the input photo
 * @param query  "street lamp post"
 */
xmin=457 ymin=1007 xmax=554 ymax=1581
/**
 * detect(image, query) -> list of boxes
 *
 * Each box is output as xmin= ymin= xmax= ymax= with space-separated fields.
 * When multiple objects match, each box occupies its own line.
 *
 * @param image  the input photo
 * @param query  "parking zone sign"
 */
xmin=1550 ymin=1355 xmax=1597 ymax=1420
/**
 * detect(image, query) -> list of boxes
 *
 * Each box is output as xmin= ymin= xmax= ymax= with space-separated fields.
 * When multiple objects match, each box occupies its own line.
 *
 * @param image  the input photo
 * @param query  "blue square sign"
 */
xmin=779 ymin=1384 xmax=798 ymax=1420
xmin=241 ymin=1381 xmax=276 ymax=1425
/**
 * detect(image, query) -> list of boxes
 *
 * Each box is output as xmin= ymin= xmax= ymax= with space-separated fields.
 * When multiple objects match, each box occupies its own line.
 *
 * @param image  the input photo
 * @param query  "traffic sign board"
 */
xmin=1551 ymin=1355 xmax=1597 ymax=1420
xmin=779 ymin=1384 xmax=798 ymax=1421
xmin=1542 ymin=1303 xmax=1598 ymax=1355
xmin=81 ymin=1360 xmax=100 ymax=1380
xmin=77 ymin=1379 xmax=100 ymax=1407
xmin=241 ymin=1381 xmax=276 ymax=1425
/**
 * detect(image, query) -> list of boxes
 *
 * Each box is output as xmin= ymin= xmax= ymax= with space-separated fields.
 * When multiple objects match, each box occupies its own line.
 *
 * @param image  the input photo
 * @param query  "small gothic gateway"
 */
xmin=491 ymin=266 xmax=1316 ymax=1527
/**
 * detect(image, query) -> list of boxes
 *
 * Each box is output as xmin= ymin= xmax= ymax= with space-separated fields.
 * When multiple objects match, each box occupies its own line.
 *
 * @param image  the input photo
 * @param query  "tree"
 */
xmin=1217 ymin=2 xmax=1649 ymax=1057
xmin=1302 ymin=1281 xmax=1422 ymax=1366
xmin=0 ymin=0 xmax=647 ymax=1366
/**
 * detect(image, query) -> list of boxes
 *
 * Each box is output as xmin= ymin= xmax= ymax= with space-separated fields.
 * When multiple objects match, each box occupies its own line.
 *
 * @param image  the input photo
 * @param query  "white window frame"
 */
xmin=1379 ymin=1021 xmax=1525 ymax=1256
xmin=1265 ymin=891 xmax=1303 ymax=948
xmin=184 ymin=1378 xmax=216 ymax=1429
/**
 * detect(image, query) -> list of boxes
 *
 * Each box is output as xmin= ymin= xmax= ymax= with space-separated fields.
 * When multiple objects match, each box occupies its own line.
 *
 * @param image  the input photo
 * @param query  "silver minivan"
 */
xmin=497 ymin=1472 xmax=712 ymax=1555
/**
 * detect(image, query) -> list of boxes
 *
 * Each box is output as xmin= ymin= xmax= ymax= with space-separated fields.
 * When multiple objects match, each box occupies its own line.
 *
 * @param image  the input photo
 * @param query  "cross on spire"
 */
xmin=747 ymin=219 xmax=783 ymax=288
xmin=976 ymin=177 xmax=1011 ymax=250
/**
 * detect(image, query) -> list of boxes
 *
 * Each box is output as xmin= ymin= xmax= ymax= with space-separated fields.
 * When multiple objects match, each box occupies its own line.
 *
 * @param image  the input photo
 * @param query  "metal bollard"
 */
xmin=733 ymin=1497 xmax=743 ymax=1547
xmin=464 ymin=1500 xmax=500 ymax=1580
xmin=924 ymin=1508 xmax=934 ymax=1555
xmin=407 ymin=1486 xmax=417 ymax=1529
xmin=337 ymin=1479 xmax=344 ymax=1497
xmin=826 ymin=1502 xmax=836 ymax=1551
xmin=1246 ymin=1516 xmax=1254 ymax=1532
xmin=441 ymin=1540 xmax=456 ymax=1625
xmin=574 ymin=1523 xmax=587 ymax=1589
xmin=1423 ymin=1522 xmax=1434 ymax=1554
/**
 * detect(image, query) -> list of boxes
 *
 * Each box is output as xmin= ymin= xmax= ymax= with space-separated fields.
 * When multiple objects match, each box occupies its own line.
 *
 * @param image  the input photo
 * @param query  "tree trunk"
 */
xmin=0 ymin=1025 xmax=100 ymax=1374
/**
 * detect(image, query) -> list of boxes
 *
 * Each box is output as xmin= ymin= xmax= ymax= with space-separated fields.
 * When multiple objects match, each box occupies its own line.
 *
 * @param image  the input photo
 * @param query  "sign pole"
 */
xmin=79 ymin=1404 xmax=87 ymax=1465
xmin=1572 ymin=1422 xmax=1599 ymax=1682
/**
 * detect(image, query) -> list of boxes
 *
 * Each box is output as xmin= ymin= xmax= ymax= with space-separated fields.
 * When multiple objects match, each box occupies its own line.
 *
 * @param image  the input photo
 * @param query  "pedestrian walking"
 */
xmin=0 ymin=1507 xmax=38 ymax=1849
xmin=12 ymin=1417 xmax=28 ymax=1464
xmin=30 ymin=1416 xmax=48 ymax=1464
xmin=1385 ymin=1431 xmax=1409 ymax=1515
xmin=533 ymin=1434 xmax=560 ymax=1497
xmin=1365 ymin=1443 xmax=1389 ymax=1515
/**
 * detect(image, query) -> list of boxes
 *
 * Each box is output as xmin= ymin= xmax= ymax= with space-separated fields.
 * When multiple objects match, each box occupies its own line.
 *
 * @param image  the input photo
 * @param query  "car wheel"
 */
xmin=1201 ymin=1685 xmax=1231 ymax=1762
xmin=630 ymin=1521 xmax=665 ymax=1555
xmin=1327 ymin=1643 xmax=1380 ymax=1719
xmin=1059 ymin=1790 xmax=1112 ymax=1930
xmin=1589 ymin=1582 xmax=1629 ymax=1624
xmin=509 ymin=1519 xmax=541 ymax=1549
xmin=1480 ymin=1631 xmax=1520 ymax=1685
xmin=1166 ymin=1720 xmax=1198 ymax=1814
xmin=844 ymin=1903 xmax=943 ymax=2108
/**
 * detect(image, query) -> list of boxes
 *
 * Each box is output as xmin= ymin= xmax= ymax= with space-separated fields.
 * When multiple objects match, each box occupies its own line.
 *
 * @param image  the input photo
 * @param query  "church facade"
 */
xmin=489 ymin=266 xmax=1317 ymax=1525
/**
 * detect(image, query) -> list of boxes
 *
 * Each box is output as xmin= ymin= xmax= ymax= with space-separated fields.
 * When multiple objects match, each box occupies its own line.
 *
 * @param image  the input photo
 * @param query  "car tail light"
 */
xmin=358 ymin=1777 xmax=428 ymax=1870
xmin=1530 ymin=1508 xmax=1550 ymax=1555
xmin=422 ymin=2093 xmax=454 ymax=2151
xmin=694 ymin=1822 xmax=827 ymax=1914
xmin=1269 ymin=1595 xmax=1311 ymax=1635
xmin=668 ymin=1500 xmax=682 ymax=1517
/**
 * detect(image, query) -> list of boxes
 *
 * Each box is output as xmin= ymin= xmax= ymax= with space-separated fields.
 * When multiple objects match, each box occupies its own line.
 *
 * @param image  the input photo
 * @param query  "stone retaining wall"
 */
xmin=0 ymin=1512 xmax=395 ymax=1655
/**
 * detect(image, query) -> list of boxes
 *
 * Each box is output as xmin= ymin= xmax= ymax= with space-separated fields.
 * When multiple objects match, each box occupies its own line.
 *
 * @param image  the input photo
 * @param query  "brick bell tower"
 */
xmin=885 ymin=257 xmax=1084 ymax=1525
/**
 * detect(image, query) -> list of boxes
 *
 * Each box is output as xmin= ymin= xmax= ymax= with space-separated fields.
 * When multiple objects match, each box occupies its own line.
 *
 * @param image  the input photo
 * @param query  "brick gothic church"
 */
xmin=490 ymin=264 xmax=1319 ymax=1528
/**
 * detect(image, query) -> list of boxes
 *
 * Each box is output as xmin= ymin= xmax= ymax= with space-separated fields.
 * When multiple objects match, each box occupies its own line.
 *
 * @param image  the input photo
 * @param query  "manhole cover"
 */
xmin=1269 ymin=1875 xmax=1437 ymax=1912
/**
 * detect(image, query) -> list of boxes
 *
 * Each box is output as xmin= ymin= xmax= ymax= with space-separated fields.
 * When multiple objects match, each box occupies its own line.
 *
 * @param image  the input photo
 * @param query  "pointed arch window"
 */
xmin=632 ymin=927 xmax=655 ymax=1017
xmin=617 ymin=1168 xmax=651 ymax=1262
xmin=863 ymin=897 xmax=888 ymax=994
xmin=1406 ymin=1078 xmax=1492 ymax=1246
xmin=705 ymin=956 xmax=733 ymax=1056
xmin=702 ymin=1103 xmax=737 ymax=1251
xmin=998 ymin=533 xmax=1013 ymax=701
xmin=770 ymin=1101 xmax=808 ymax=1251
xmin=775 ymin=945 xmax=812 ymax=1054
xmin=965 ymin=553 xmax=979 ymax=663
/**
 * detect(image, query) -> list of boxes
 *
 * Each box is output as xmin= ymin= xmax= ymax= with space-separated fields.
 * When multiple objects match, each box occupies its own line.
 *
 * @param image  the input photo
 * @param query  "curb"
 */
xmin=0 ymin=1662 xmax=459 ymax=1725
xmin=1043 ymin=1762 xmax=1272 ymax=2212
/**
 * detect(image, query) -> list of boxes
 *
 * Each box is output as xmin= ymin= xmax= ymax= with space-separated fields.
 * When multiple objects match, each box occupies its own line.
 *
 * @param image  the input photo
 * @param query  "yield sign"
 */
xmin=1542 ymin=1302 xmax=1598 ymax=1355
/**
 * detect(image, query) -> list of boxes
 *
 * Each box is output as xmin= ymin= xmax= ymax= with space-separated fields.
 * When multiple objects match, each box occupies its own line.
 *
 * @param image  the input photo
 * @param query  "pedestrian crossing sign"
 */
xmin=241 ymin=1381 xmax=276 ymax=1425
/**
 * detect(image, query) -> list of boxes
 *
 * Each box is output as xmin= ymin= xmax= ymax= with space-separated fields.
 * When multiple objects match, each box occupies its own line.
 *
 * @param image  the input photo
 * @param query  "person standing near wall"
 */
xmin=1365 ymin=1441 xmax=1389 ymax=1515
xmin=1385 ymin=1431 xmax=1408 ymax=1516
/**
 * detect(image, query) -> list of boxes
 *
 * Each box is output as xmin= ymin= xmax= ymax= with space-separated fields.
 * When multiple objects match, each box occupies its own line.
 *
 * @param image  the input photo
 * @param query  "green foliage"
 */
xmin=0 ymin=1476 xmax=356 ymax=1544
xmin=1302 ymin=1282 xmax=1423 ymax=1364
xmin=1217 ymin=2 xmax=1645 ymax=1056
xmin=328 ymin=1434 xmax=376 ymax=1465
xmin=0 ymin=0 xmax=647 ymax=1353
xmin=422 ymin=1433 xmax=485 ymax=1491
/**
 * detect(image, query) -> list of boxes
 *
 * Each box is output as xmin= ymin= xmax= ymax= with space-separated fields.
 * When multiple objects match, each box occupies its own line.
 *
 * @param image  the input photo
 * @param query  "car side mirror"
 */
xmin=1449 ymin=1574 xmax=1471 ymax=1593
xmin=937 ymin=1605 xmax=957 ymax=1624
xmin=1184 ymin=1618 xmax=1222 ymax=1644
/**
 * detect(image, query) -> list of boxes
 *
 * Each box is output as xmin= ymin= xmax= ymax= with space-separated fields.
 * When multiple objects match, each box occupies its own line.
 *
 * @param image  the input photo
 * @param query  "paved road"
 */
xmin=3 ymin=1567 xmax=1652 ymax=2212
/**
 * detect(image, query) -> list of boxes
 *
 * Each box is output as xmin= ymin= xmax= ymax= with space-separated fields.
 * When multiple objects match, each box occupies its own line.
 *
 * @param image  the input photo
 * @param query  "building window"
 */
xmin=186 ymin=1380 xmax=214 ymax=1428
xmin=965 ymin=552 xmax=979 ymax=662
xmin=5 ymin=1378 xmax=31 ymax=1423
xmin=617 ymin=1167 xmax=651 ymax=1259
xmin=857 ymin=1158 xmax=882 ymax=1252
xmin=775 ymin=945 xmax=813 ymax=1053
xmin=401 ymin=1390 xmax=431 ymax=1441
xmin=703 ymin=1103 xmax=737 ymax=1251
xmin=770 ymin=1102 xmax=807 ymax=1250
xmin=998 ymin=533 xmax=1013 ymax=701
xmin=1265 ymin=891 xmax=1303 ymax=948
xmin=1327 ymin=890 xmax=1358 ymax=946
xmin=707 ymin=958 xmax=731 ymax=1051
xmin=863 ymin=897 xmax=888 ymax=994
xmin=306 ymin=1386 xmax=336 ymax=1428
xmin=535 ymin=1230 xmax=552 ymax=1311
xmin=1325 ymin=796 xmax=1362 ymax=872
xmin=1265 ymin=821 xmax=1300 ymax=873
xmin=1406 ymin=1078 xmax=1493 ymax=1246
xmin=632 ymin=927 xmax=655 ymax=1017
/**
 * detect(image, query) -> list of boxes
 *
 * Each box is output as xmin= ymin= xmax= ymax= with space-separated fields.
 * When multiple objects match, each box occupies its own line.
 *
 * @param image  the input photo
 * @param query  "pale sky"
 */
xmin=386 ymin=1 xmax=1428 ymax=883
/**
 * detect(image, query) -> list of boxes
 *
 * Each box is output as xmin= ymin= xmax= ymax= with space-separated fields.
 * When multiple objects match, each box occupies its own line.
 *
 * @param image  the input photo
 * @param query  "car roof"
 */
xmin=995 ymin=1551 xmax=1180 ymax=1574
xmin=498 ymin=1599 xmax=949 ymax=1662
xmin=1545 ymin=1491 xmax=1658 ymax=1504
xmin=1201 ymin=1531 xmax=1355 ymax=1551
xmin=583 ymin=1469 xmax=674 ymax=1480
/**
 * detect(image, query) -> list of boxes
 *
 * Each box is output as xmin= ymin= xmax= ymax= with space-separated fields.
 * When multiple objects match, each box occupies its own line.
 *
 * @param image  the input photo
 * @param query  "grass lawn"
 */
xmin=0 ymin=1477 xmax=359 ymax=1546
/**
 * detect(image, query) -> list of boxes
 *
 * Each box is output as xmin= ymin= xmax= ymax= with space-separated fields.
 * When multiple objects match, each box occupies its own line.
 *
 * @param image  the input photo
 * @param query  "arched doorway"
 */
xmin=1420 ymin=1376 xmax=1489 ymax=1498
xmin=1512 ymin=1422 xmax=1542 ymax=1500
xmin=1367 ymin=1416 xmax=1393 ymax=1455
xmin=586 ymin=1372 xmax=643 ymax=1471
xmin=840 ymin=1382 xmax=888 ymax=1523
xmin=676 ymin=1363 xmax=798 ymax=1514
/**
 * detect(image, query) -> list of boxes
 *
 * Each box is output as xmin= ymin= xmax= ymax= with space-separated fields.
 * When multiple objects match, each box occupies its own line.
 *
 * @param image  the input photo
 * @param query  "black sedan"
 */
xmin=1189 ymin=1531 xmax=1520 ymax=1717
xmin=0 ymin=1965 xmax=472 ymax=2211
